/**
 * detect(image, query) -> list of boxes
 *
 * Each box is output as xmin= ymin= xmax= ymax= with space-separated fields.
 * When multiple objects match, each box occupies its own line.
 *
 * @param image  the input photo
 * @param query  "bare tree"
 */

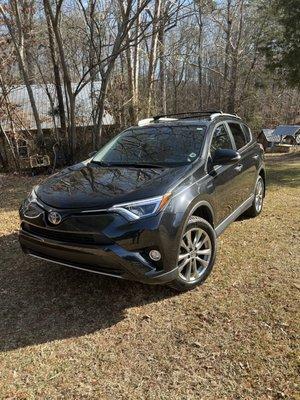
xmin=1 ymin=0 xmax=299 ymax=173
xmin=43 ymin=0 xmax=78 ymax=161
xmin=43 ymin=2 xmax=67 ymax=144
xmin=0 ymin=1 xmax=44 ymax=146
xmin=77 ymin=0 xmax=154 ymax=147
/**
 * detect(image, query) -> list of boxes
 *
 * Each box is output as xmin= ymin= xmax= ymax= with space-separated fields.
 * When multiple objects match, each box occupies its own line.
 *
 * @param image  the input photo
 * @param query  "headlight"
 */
xmin=21 ymin=187 xmax=43 ymax=218
xmin=27 ymin=187 xmax=39 ymax=202
xmin=110 ymin=193 xmax=172 ymax=220
xmin=22 ymin=186 xmax=39 ymax=208
xmin=30 ymin=187 xmax=37 ymax=200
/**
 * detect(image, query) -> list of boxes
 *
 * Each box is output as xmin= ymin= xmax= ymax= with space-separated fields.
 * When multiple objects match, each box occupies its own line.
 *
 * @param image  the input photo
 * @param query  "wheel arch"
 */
xmin=174 ymin=199 xmax=215 ymax=250
xmin=191 ymin=202 xmax=215 ymax=227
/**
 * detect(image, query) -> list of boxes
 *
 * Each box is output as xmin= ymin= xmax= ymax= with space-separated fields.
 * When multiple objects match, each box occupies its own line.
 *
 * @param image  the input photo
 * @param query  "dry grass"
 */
xmin=0 ymin=153 xmax=299 ymax=400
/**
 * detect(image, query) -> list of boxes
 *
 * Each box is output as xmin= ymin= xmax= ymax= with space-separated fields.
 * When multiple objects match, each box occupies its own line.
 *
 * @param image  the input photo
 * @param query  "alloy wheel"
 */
xmin=178 ymin=228 xmax=212 ymax=283
xmin=255 ymin=178 xmax=264 ymax=213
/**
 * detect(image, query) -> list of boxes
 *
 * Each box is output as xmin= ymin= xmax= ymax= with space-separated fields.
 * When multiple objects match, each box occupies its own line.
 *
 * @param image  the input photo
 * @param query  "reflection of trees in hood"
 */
xmin=47 ymin=164 xmax=163 ymax=197
xmin=81 ymin=165 xmax=96 ymax=192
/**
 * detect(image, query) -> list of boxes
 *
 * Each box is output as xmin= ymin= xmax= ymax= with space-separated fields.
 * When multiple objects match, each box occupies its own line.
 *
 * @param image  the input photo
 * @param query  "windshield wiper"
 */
xmin=91 ymin=160 xmax=189 ymax=168
xmin=125 ymin=163 xmax=166 ymax=168
xmin=90 ymin=160 xmax=111 ymax=167
xmin=94 ymin=162 xmax=166 ymax=168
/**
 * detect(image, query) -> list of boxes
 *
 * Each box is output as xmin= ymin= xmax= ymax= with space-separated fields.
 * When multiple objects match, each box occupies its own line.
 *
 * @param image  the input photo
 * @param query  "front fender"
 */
xmin=161 ymin=185 xmax=214 ymax=269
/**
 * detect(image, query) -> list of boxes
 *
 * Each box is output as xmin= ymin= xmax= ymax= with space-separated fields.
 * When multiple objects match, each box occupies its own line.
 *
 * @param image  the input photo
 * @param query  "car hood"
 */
xmin=35 ymin=161 xmax=190 ymax=209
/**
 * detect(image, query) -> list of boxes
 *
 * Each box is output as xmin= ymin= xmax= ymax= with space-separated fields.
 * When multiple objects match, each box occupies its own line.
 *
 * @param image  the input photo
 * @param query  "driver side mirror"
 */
xmin=212 ymin=148 xmax=241 ymax=165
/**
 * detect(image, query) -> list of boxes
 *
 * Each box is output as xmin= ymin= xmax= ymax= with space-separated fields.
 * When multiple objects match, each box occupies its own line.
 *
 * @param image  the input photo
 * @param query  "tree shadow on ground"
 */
xmin=0 ymin=232 xmax=173 ymax=352
xmin=265 ymin=150 xmax=300 ymax=164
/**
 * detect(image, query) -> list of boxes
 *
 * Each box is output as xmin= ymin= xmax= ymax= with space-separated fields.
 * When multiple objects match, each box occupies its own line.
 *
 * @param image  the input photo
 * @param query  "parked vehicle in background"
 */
xmin=19 ymin=110 xmax=266 ymax=291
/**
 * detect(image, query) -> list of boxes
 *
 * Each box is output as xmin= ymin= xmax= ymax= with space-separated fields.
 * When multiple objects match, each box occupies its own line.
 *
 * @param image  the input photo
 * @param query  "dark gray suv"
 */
xmin=19 ymin=110 xmax=265 ymax=291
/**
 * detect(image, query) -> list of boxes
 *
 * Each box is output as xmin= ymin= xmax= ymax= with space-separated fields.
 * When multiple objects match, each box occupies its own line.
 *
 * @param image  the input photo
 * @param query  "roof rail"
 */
xmin=138 ymin=110 xmax=241 ymax=126
xmin=210 ymin=112 xmax=241 ymax=120
xmin=153 ymin=110 xmax=223 ymax=121
xmin=138 ymin=117 xmax=178 ymax=126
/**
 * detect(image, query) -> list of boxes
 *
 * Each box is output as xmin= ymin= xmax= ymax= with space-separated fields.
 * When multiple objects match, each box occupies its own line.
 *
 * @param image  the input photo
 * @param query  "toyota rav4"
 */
xmin=19 ymin=110 xmax=265 ymax=291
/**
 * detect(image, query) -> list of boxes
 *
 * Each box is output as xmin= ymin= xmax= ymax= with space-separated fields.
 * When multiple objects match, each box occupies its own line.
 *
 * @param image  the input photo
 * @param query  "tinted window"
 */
xmin=210 ymin=124 xmax=233 ymax=157
xmin=242 ymin=124 xmax=252 ymax=143
xmin=93 ymin=125 xmax=206 ymax=166
xmin=228 ymin=122 xmax=246 ymax=149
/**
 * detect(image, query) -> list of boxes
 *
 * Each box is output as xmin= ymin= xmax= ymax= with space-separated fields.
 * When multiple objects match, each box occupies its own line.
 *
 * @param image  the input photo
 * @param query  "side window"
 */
xmin=242 ymin=124 xmax=252 ymax=143
xmin=228 ymin=122 xmax=246 ymax=149
xmin=210 ymin=124 xmax=233 ymax=157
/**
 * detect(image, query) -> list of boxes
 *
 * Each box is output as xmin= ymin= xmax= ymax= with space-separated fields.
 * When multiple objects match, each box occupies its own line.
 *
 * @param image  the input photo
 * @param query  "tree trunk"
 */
xmin=158 ymin=14 xmax=167 ymax=114
xmin=22 ymin=0 xmax=36 ymax=84
xmin=125 ymin=0 xmax=141 ymax=125
xmin=87 ymin=0 xmax=100 ymax=147
xmin=222 ymin=0 xmax=232 ymax=111
xmin=132 ymin=1 xmax=141 ymax=121
xmin=196 ymin=2 xmax=203 ymax=110
xmin=43 ymin=0 xmax=76 ymax=162
xmin=0 ymin=130 xmax=9 ymax=171
xmin=0 ymin=124 xmax=20 ymax=172
xmin=44 ymin=2 xmax=67 ymax=142
xmin=227 ymin=53 xmax=238 ymax=113
xmin=173 ymin=76 xmax=178 ymax=113
xmin=0 ymin=2 xmax=44 ymax=147
xmin=227 ymin=0 xmax=244 ymax=113
xmin=147 ymin=0 xmax=162 ymax=115
xmin=126 ymin=43 xmax=136 ymax=125
xmin=95 ymin=75 xmax=110 ymax=149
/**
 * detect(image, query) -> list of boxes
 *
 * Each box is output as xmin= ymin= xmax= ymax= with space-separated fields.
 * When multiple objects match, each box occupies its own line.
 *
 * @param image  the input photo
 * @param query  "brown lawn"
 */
xmin=0 ymin=152 xmax=299 ymax=399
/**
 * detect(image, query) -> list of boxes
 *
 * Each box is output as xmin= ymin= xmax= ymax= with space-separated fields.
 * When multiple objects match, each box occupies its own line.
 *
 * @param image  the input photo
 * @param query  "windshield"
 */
xmin=92 ymin=125 xmax=206 ymax=167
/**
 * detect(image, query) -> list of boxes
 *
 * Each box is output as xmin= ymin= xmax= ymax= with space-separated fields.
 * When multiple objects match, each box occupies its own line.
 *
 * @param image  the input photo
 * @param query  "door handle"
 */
xmin=234 ymin=164 xmax=243 ymax=172
xmin=253 ymin=154 xmax=259 ymax=160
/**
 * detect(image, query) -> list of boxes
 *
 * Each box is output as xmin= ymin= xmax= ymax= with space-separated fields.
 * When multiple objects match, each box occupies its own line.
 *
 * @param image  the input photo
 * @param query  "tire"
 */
xmin=244 ymin=175 xmax=265 ymax=218
xmin=168 ymin=216 xmax=216 ymax=292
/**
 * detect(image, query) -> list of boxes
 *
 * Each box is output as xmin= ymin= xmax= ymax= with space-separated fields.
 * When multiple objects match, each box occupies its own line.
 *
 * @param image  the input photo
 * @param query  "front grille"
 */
xmin=22 ymin=223 xmax=113 ymax=245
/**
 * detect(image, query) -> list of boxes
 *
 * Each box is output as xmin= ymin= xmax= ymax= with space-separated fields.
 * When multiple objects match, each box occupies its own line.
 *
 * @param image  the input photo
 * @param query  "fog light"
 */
xmin=149 ymin=250 xmax=161 ymax=261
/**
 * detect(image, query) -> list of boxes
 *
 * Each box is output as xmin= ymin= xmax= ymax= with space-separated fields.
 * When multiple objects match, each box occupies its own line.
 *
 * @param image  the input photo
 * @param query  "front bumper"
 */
xmin=19 ymin=200 xmax=183 ymax=284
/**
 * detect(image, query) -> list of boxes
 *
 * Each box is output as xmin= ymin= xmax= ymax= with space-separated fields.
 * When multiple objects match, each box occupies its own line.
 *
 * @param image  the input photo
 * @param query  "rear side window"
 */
xmin=228 ymin=122 xmax=246 ymax=149
xmin=210 ymin=124 xmax=233 ymax=157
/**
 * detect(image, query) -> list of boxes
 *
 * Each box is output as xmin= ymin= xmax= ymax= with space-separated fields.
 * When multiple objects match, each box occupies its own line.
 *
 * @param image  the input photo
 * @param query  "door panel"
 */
xmin=207 ymin=163 xmax=238 ymax=226
xmin=226 ymin=122 xmax=257 ymax=206
xmin=207 ymin=123 xmax=238 ymax=226
xmin=238 ymin=145 xmax=257 ymax=198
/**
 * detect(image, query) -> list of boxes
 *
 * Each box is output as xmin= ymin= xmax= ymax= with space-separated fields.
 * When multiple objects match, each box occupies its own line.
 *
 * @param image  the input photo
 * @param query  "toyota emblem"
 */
xmin=48 ymin=211 xmax=62 ymax=225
